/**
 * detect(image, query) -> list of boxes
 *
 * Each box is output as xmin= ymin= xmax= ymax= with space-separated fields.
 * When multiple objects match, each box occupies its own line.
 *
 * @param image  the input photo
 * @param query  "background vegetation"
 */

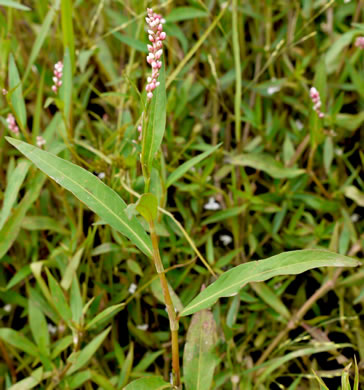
xmin=0 ymin=0 xmax=363 ymax=389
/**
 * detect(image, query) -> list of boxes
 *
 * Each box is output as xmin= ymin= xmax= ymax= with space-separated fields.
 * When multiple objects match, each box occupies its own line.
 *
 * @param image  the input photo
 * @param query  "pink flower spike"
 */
xmin=52 ymin=60 xmax=63 ymax=94
xmin=160 ymin=32 xmax=166 ymax=40
xmin=6 ymin=113 xmax=19 ymax=135
xmin=147 ymin=92 xmax=153 ymax=99
xmin=310 ymin=86 xmax=325 ymax=118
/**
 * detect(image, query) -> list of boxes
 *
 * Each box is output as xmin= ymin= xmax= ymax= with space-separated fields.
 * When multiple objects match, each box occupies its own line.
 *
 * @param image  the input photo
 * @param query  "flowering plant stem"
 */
xmin=149 ymin=219 xmax=181 ymax=388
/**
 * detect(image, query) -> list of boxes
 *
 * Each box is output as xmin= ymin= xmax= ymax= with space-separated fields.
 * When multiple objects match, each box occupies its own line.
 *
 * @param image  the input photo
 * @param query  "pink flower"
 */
xmin=144 ymin=8 xmax=166 ymax=100
xmin=52 ymin=61 xmax=63 ymax=93
xmin=310 ymin=87 xmax=324 ymax=118
xmin=355 ymin=36 xmax=364 ymax=49
xmin=6 ymin=114 xmax=19 ymax=135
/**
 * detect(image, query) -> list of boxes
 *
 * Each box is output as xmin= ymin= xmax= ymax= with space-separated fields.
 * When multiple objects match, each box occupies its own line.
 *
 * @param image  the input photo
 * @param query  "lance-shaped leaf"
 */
xmin=180 ymin=250 xmax=360 ymax=316
xmin=136 ymin=193 xmax=158 ymax=222
xmin=9 ymin=54 xmax=27 ymax=129
xmin=6 ymin=137 xmax=152 ymax=257
xmin=166 ymin=143 xmax=221 ymax=188
xmin=183 ymin=309 xmax=218 ymax=390
xmin=124 ymin=376 xmax=171 ymax=390
xmin=141 ymin=62 xmax=166 ymax=174
xmin=228 ymin=152 xmax=305 ymax=179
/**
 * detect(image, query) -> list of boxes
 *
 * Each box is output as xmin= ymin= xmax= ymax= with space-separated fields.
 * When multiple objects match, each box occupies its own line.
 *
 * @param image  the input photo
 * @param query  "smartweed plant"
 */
xmin=1 ymin=2 xmax=363 ymax=389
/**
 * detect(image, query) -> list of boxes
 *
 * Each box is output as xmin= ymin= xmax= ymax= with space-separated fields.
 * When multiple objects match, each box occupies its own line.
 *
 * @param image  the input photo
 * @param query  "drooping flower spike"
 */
xmin=145 ymin=8 xmax=166 ymax=100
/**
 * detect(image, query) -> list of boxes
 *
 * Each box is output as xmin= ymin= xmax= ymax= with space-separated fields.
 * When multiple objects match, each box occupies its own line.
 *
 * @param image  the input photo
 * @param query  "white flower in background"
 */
xmin=295 ymin=120 xmax=303 ymax=131
xmin=36 ymin=136 xmax=46 ymax=148
xmin=48 ymin=323 xmax=57 ymax=334
xmin=128 ymin=283 xmax=137 ymax=294
xmin=137 ymin=324 xmax=149 ymax=331
xmin=231 ymin=375 xmax=240 ymax=384
xmin=204 ymin=197 xmax=221 ymax=211
xmin=351 ymin=214 xmax=359 ymax=223
xmin=98 ymin=172 xmax=106 ymax=179
xmin=220 ymin=234 xmax=233 ymax=246
xmin=267 ymin=86 xmax=281 ymax=95
xmin=3 ymin=304 xmax=12 ymax=312
xmin=335 ymin=148 xmax=343 ymax=156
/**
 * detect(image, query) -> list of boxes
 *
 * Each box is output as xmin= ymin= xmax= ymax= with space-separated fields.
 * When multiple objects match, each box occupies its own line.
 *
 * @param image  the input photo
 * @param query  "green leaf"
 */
xmin=202 ymin=205 xmax=246 ymax=225
xmin=251 ymin=282 xmax=290 ymax=320
xmin=257 ymin=344 xmax=344 ymax=385
xmin=180 ymin=250 xmax=360 ymax=316
xmin=8 ymin=368 xmax=48 ymax=390
xmin=9 ymin=54 xmax=27 ymax=129
xmin=60 ymin=47 xmax=72 ymax=123
xmin=23 ymin=0 xmax=59 ymax=81
xmin=90 ymin=370 xmax=115 ymax=390
xmin=85 ymin=303 xmax=124 ymax=330
xmin=344 ymin=186 xmax=364 ymax=207
xmin=229 ymin=153 xmax=305 ymax=179
xmin=61 ymin=0 xmax=75 ymax=70
xmin=0 ymin=171 xmax=46 ymax=259
xmin=141 ymin=62 xmax=166 ymax=174
xmin=21 ymin=216 xmax=68 ymax=234
xmin=67 ymin=370 xmax=92 ymax=389
xmin=334 ymin=112 xmax=364 ymax=131
xmin=70 ymin=278 xmax=83 ymax=324
xmin=136 ymin=193 xmax=158 ymax=222
xmin=124 ymin=377 xmax=171 ymax=390
xmin=150 ymin=278 xmax=184 ymax=313
xmin=323 ymin=137 xmax=334 ymax=175
xmin=0 ymin=0 xmax=30 ymax=11
xmin=28 ymin=299 xmax=50 ymax=355
xmin=183 ymin=309 xmax=218 ymax=390
xmin=6 ymin=138 xmax=152 ymax=257
xmin=61 ymin=248 xmax=84 ymax=290
xmin=114 ymin=32 xmax=148 ymax=53
xmin=46 ymin=269 xmax=72 ymax=324
xmin=166 ymin=7 xmax=208 ymax=22
xmin=0 ymin=328 xmax=39 ymax=356
xmin=166 ymin=144 xmax=221 ymax=187
xmin=0 ymin=159 xmax=30 ymax=230
xmin=325 ymin=31 xmax=357 ymax=74
xmin=67 ymin=327 xmax=111 ymax=375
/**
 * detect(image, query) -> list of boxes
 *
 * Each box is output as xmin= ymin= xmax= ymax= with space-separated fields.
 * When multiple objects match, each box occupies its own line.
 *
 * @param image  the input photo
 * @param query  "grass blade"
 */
xmin=0 ymin=159 xmax=30 ymax=230
xmin=166 ymin=144 xmax=221 ymax=188
xmin=229 ymin=152 xmax=305 ymax=179
xmin=23 ymin=0 xmax=59 ymax=82
xmin=0 ymin=0 xmax=30 ymax=11
xmin=9 ymin=53 xmax=27 ymax=129
xmin=67 ymin=327 xmax=111 ymax=375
